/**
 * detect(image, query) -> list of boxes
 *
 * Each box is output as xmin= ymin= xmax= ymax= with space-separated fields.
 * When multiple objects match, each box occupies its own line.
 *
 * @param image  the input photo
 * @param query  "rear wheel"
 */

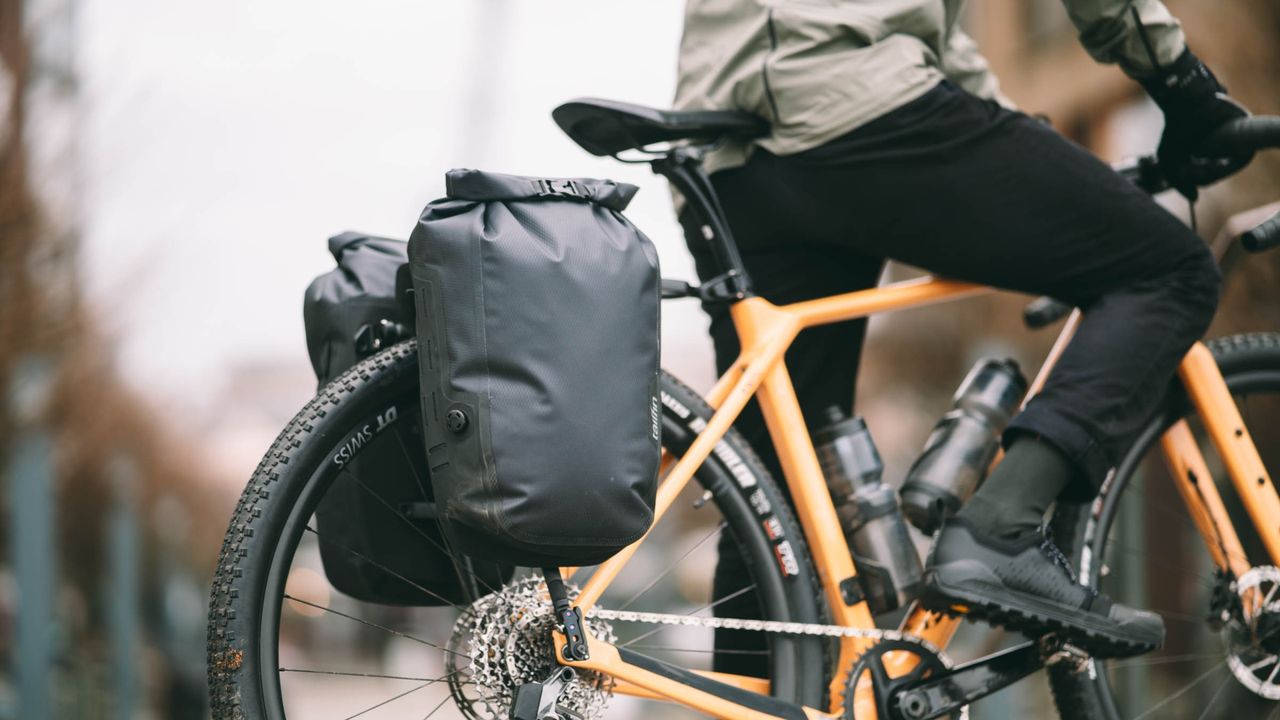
xmin=206 ymin=340 xmax=829 ymax=719
xmin=1050 ymin=333 xmax=1280 ymax=720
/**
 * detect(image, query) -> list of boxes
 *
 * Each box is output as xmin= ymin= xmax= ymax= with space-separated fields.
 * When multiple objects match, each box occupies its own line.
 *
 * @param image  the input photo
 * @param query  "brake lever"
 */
xmin=1113 ymin=155 xmax=1169 ymax=195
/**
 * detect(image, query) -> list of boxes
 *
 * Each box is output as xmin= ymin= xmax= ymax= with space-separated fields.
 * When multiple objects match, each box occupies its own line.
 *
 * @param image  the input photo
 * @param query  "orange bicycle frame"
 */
xmin=550 ymin=275 xmax=1280 ymax=719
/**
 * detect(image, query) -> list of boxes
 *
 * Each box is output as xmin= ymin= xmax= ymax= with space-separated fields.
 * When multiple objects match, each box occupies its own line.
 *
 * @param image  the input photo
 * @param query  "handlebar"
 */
xmin=1025 ymin=115 xmax=1280 ymax=329
xmin=1202 ymin=116 xmax=1280 ymax=156
xmin=1242 ymin=210 xmax=1280 ymax=253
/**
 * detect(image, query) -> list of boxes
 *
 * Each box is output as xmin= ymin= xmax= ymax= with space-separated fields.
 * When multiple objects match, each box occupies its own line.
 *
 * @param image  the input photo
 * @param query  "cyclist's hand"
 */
xmin=1141 ymin=48 xmax=1253 ymax=201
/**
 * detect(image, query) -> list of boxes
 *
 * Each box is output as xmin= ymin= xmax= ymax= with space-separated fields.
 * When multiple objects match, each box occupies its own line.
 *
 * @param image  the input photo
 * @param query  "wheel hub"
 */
xmin=446 ymin=576 xmax=616 ymax=720
xmin=1224 ymin=565 xmax=1280 ymax=700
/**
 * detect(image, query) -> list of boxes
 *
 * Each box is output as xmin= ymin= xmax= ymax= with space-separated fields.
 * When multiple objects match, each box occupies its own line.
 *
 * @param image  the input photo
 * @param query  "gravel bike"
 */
xmin=207 ymin=101 xmax=1280 ymax=719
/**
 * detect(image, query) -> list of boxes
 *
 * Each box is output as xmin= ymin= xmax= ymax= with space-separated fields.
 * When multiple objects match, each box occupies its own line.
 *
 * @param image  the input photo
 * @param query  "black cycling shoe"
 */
xmin=920 ymin=517 xmax=1164 ymax=658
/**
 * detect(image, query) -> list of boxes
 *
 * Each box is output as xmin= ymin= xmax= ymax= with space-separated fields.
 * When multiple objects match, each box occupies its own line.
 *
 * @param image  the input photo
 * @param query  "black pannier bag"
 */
xmin=408 ymin=169 xmax=662 ymax=567
xmin=303 ymin=231 xmax=512 ymax=605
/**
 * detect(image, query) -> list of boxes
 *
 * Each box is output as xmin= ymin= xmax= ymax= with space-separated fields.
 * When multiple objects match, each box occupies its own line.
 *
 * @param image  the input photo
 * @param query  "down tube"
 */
xmin=752 ymin=360 xmax=878 ymax=709
xmin=572 ymin=328 xmax=794 ymax=613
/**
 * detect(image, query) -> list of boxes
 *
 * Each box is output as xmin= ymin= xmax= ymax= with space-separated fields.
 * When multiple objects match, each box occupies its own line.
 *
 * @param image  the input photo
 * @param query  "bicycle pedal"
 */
xmin=1039 ymin=635 xmax=1091 ymax=672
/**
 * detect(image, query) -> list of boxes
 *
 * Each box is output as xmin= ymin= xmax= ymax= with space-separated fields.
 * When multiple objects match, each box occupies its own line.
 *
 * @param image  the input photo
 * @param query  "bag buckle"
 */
xmin=535 ymin=178 xmax=585 ymax=198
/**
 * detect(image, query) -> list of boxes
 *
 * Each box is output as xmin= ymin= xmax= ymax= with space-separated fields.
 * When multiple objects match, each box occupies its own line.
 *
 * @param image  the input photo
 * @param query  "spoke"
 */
xmin=282 ymin=594 xmax=469 ymax=660
xmin=333 ymin=666 xmax=465 ymax=720
xmin=1152 ymin=611 xmax=1217 ymax=625
xmin=367 ymin=432 xmax=500 ymax=599
xmin=1102 ymin=540 xmax=1216 ymax=588
xmin=1248 ymin=656 xmax=1279 ymax=672
xmin=618 ymin=584 xmax=757 ymax=648
xmin=304 ymin=526 xmax=467 ymax=611
xmin=1106 ymin=474 xmax=1258 ymax=577
xmin=1130 ymin=661 xmax=1226 ymax=720
xmin=340 ymin=469 xmax=476 ymax=585
xmin=1107 ymin=652 xmax=1223 ymax=670
xmin=279 ymin=668 xmax=448 ymax=683
xmin=420 ymin=692 xmax=454 ymax=719
xmin=1193 ymin=674 xmax=1234 ymax=720
xmin=1111 ymin=482 xmax=1201 ymax=542
xmin=389 ymin=424 xmax=432 ymax=503
xmin=342 ymin=681 xmax=432 ymax=720
xmin=616 ymin=521 xmax=726 ymax=611
xmin=694 ymin=584 xmax=758 ymax=616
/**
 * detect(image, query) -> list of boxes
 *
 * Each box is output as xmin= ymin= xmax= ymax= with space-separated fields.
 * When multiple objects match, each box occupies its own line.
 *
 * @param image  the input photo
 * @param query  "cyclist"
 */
xmin=674 ymin=1 xmax=1251 ymax=668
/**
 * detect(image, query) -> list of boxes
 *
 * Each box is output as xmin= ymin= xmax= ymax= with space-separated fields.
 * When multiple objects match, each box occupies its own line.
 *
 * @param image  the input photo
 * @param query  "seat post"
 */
xmin=652 ymin=149 xmax=755 ymax=299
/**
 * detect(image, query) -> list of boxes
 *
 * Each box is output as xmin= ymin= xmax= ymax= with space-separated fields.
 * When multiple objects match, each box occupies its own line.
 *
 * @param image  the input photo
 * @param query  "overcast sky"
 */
xmin=78 ymin=0 xmax=714 ymax=410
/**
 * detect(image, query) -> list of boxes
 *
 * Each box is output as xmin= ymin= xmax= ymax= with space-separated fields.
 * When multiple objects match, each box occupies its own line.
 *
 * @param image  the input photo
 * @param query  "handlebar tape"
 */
xmin=1242 ymin=211 xmax=1280 ymax=253
xmin=1202 ymin=116 xmax=1280 ymax=155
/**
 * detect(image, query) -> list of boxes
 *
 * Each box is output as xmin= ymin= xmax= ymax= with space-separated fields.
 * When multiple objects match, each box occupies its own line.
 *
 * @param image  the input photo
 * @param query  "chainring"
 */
xmin=446 ymin=576 xmax=616 ymax=720
xmin=844 ymin=638 xmax=966 ymax=720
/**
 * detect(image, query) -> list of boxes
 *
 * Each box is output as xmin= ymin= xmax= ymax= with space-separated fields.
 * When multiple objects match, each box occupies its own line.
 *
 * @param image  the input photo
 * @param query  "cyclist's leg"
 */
xmin=712 ymin=80 xmax=1219 ymax=654
xmin=678 ymin=203 xmax=884 ymax=675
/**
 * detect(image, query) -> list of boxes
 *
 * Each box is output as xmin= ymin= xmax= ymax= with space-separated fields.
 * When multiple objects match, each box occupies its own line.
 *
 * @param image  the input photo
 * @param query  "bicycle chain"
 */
xmin=587 ymin=607 xmax=943 ymax=656
xmin=448 ymin=576 xmax=946 ymax=720
xmin=590 ymin=608 xmax=952 ymax=719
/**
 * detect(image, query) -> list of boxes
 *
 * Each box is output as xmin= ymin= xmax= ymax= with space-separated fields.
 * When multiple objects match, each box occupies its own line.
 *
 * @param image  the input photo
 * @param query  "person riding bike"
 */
xmin=673 ymin=1 xmax=1252 ymax=670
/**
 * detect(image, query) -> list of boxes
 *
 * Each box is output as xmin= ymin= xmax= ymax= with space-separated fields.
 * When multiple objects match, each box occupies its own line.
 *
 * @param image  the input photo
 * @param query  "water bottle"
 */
xmin=813 ymin=407 xmax=923 ymax=615
xmin=899 ymin=358 xmax=1028 ymax=535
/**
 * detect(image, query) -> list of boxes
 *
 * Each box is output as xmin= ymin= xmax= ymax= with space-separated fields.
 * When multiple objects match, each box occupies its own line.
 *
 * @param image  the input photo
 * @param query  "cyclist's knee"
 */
xmin=1166 ymin=241 xmax=1222 ymax=336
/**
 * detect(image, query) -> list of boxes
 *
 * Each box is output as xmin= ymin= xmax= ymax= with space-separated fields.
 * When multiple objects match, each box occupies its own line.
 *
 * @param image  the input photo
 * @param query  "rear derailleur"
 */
xmin=510 ymin=667 xmax=583 ymax=720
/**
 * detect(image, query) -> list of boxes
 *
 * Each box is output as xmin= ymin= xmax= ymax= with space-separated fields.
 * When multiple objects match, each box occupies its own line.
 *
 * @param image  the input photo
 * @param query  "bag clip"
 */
xmin=535 ymin=178 xmax=586 ymax=198
xmin=697 ymin=269 xmax=748 ymax=303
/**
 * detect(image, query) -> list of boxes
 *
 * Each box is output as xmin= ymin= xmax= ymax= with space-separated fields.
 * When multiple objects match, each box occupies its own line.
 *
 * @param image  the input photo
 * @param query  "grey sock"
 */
xmin=955 ymin=435 xmax=1075 ymax=540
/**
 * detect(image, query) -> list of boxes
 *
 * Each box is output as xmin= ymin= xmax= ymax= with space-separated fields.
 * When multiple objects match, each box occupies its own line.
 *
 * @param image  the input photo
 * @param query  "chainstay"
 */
xmin=586 ymin=608 xmax=943 ymax=655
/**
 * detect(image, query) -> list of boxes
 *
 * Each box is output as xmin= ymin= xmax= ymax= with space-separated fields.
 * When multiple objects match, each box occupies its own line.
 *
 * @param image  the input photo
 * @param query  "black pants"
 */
xmin=685 ymin=81 xmax=1221 ymax=674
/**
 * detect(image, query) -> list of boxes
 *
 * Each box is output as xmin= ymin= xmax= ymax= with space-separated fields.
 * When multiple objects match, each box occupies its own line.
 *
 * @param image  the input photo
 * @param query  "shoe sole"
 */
xmin=920 ymin=568 xmax=1161 ymax=659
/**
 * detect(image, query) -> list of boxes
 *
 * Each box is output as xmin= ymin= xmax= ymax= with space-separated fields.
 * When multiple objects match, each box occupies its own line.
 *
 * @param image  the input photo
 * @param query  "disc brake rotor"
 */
xmin=1225 ymin=565 xmax=1280 ymax=699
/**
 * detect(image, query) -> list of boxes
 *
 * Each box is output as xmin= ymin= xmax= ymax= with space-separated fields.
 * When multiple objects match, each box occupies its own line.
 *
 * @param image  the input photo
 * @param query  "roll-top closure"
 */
xmin=445 ymin=168 xmax=639 ymax=212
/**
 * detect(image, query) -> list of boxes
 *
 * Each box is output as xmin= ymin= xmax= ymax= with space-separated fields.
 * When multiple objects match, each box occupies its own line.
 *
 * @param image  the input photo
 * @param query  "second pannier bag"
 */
xmin=408 ymin=169 xmax=661 ymax=567
xmin=303 ymin=231 xmax=513 ymax=605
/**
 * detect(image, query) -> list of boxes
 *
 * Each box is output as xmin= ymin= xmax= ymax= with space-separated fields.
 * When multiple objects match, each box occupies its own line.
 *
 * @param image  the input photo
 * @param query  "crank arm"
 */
xmin=892 ymin=641 xmax=1044 ymax=719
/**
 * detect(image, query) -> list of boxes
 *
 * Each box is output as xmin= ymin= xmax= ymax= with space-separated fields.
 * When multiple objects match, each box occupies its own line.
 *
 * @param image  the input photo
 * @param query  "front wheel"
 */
xmin=1050 ymin=333 xmax=1280 ymax=720
xmin=206 ymin=340 xmax=830 ymax=719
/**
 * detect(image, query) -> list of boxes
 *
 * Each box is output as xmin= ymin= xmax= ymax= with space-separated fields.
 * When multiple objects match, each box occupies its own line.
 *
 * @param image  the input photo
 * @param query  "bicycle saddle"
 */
xmin=552 ymin=98 xmax=769 ymax=156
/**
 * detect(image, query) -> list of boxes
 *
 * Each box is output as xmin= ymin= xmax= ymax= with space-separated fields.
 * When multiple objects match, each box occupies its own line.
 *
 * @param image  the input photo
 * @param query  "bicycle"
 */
xmin=207 ymin=99 xmax=1280 ymax=719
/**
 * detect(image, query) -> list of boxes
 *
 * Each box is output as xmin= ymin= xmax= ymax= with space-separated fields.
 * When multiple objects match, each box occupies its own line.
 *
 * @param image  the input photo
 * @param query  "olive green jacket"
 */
xmin=674 ymin=1 xmax=1186 ymax=172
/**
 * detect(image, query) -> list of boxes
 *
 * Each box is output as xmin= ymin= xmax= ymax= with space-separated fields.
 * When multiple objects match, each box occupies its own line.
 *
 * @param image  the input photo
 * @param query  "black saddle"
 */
xmin=552 ymin=98 xmax=769 ymax=157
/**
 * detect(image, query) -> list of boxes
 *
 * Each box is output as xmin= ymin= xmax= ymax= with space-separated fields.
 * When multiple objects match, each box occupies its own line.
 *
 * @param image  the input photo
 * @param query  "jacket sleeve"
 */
xmin=1062 ymin=0 xmax=1186 ymax=77
xmin=940 ymin=28 xmax=1015 ymax=108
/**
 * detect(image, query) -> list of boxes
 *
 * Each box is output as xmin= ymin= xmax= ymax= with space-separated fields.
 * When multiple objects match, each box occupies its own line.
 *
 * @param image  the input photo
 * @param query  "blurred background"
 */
xmin=2 ymin=0 xmax=1280 ymax=717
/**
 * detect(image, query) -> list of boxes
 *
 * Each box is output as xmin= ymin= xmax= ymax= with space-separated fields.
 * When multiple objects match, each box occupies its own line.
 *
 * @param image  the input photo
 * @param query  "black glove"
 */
xmin=1141 ymin=48 xmax=1252 ymax=200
